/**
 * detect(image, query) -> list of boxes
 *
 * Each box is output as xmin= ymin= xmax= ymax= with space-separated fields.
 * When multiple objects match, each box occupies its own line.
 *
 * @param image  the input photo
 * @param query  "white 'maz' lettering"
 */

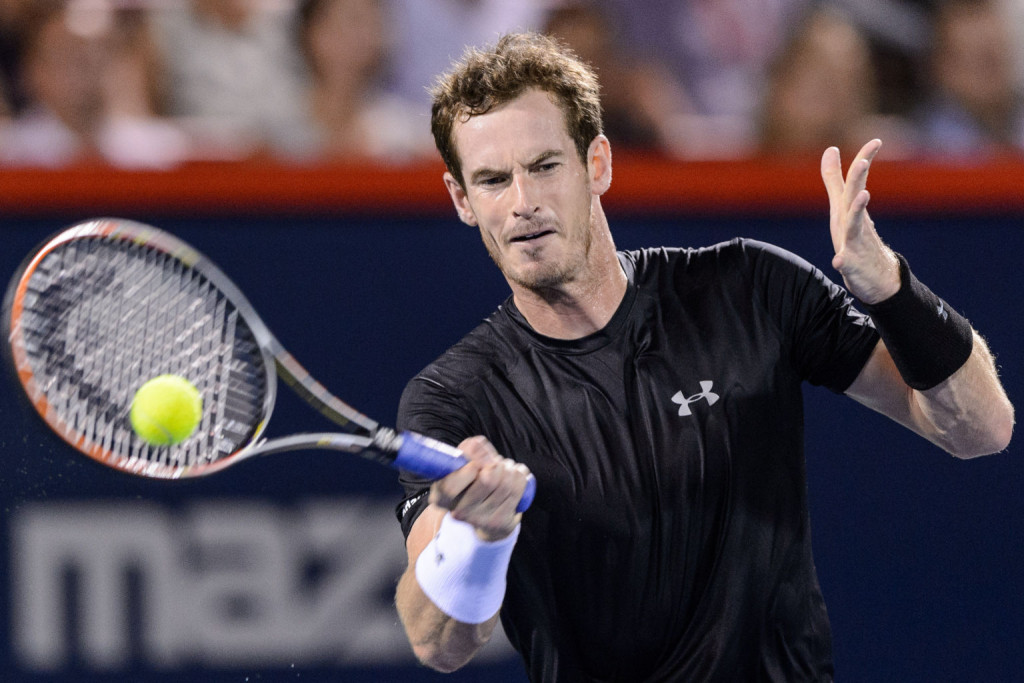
xmin=9 ymin=499 xmax=514 ymax=672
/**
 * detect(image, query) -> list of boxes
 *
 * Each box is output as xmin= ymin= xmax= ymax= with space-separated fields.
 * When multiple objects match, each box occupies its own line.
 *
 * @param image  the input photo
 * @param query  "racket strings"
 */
xmin=17 ymin=237 xmax=268 ymax=474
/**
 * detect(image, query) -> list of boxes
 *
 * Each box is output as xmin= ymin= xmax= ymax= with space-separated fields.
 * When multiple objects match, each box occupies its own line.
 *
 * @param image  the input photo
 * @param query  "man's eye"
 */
xmin=536 ymin=162 xmax=558 ymax=173
xmin=481 ymin=176 xmax=507 ymax=186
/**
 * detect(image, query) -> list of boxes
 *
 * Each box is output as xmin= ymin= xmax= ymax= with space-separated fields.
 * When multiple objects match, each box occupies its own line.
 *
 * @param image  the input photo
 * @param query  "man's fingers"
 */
xmin=837 ymin=188 xmax=873 ymax=249
xmin=860 ymin=138 xmax=883 ymax=160
xmin=820 ymin=146 xmax=844 ymax=205
xmin=429 ymin=458 xmax=483 ymax=509
xmin=844 ymin=140 xmax=882 ymax=195
xmin=453 ymin=459 xmax=524 ymax=511
xmin=458 ymin=435 xmax=502 ymax=463
xmin=852 ymin=188 xmax=871 ymax=215
xmin=428 ymin=436 xmax=498 ymax=508
xmin=456 ymin=460 xmax=528 ymax=523
xmin=823 ymin=140 xmax=882 ymax=204
xmin=850 ymin=139 xmax=882 ymax=170
xmin=844 ymin=145 xmax=880 ymax=239
xmin=443 ymin=458 xmax=530 ymax=540
xmin=430 ymin=435 xmax=532 ymax=535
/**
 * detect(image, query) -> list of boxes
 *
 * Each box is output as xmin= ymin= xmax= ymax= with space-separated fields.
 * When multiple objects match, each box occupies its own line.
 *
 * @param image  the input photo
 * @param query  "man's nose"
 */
xmin=511 ymin=173 xmax=539 ymax=219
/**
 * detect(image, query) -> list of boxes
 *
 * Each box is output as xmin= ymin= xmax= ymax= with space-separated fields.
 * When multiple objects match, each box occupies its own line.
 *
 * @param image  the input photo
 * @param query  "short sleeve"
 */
xmin=749 ymin=241 xmax=879 ymax=393
xmin=393 ymin=374 xmax=477 ymax=538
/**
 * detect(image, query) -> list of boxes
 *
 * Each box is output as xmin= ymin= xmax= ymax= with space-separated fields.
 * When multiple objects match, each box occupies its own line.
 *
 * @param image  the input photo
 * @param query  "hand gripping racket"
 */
xmin=3 ymin=218 xmax=535 ymax=512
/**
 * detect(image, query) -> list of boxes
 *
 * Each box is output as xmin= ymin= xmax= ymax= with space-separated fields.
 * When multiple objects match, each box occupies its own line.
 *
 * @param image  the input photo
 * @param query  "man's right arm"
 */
xmin=396 ymin=504 xmax=503 ymax=671
xmin=395 ymin=435 xmax=531 ymax=672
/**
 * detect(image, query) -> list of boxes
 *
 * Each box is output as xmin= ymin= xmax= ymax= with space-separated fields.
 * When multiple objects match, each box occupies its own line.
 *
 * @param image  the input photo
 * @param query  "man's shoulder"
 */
xmin=622 ymin=238 xmax=798 ymax=285
xmin=625 ymin=238 xmax=795 ymax=262
xmin=408 ymin=305 xmax=522 ymax=394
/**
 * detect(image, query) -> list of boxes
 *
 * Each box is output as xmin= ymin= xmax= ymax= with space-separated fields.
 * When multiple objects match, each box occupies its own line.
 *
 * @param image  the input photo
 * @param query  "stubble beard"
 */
xmin=487 ymin=215 xmax=594 ymax=294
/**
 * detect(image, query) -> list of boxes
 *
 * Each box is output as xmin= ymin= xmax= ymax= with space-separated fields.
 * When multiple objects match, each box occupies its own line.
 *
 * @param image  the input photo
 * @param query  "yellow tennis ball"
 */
xmin=130 ymin=374 xmax=203 ymax=446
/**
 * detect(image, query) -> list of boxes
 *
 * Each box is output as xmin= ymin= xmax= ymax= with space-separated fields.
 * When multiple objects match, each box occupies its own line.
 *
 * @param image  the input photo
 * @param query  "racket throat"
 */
xmin=369 ymin=426 xmax=403 ymax=464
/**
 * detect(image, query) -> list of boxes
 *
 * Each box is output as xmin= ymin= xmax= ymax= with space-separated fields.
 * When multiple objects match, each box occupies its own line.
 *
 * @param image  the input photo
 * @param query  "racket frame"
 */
xmin=4 ymin=218 xmax=535 ymax=510
xmin=5 ymin=219 xmax=376 ymax=477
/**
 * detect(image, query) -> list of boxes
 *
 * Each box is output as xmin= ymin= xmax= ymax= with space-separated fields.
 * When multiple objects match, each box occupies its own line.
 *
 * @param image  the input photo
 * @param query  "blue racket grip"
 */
xmin=393 ymin=431 xmax=535 ymax=512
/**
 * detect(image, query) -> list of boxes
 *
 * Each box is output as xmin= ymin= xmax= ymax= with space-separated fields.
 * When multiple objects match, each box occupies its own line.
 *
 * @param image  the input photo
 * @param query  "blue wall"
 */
xmin=1 ymin=207 xmax=1020 ymax=681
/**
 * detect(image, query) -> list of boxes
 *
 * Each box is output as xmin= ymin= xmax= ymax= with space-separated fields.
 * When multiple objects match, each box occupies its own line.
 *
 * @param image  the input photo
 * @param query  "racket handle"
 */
xmin=393 ymin=431 xmax=535 ymax=513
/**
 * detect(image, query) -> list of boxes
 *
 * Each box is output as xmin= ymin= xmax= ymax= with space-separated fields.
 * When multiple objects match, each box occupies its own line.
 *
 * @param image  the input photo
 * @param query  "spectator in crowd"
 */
xmin=542 ymin=2 xmax=694 ymax=156
xmin=597 ymin=0 xmax=812 ymax=157
xmin=0 ymin=0 xmax=29 ymax=114
xmin=0 ymin=0 xmax=99 ymax=167
xmin=0 ymin=0 xmax=190 ymax=168
xmin=285 ymin=0 xmax=433 ymax=163
xmin=0 ymin=70 xmax=10 ymax=123
xmin=385 ymin=0 xmax=548 ymax=108
xmin=758 ymin=7 xmax=917 ymax=160
xmin=997 ymin=0 xmax=1024 ymax=93
xmin=149 ymin=0 xmax=308 ymax=160
xmin=916 ymin=0 xmax=1024 ymax=159
xmin=100 ymin=3 xmax=192 ymax=167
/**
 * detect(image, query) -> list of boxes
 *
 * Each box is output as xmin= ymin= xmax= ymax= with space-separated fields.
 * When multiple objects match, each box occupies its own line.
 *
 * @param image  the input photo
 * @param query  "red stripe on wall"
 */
xmin=4 ymin=155 xmax=1023 ymax=216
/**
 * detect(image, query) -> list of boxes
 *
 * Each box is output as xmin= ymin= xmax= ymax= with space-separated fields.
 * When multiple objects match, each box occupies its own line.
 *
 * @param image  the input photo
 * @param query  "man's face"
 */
xmin=444 ymin=88 xmax=600 ymax=292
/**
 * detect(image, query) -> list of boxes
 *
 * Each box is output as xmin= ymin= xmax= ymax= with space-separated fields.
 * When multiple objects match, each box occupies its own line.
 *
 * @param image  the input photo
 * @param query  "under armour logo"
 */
xmin=671 ymin=381 xmax=720 ymax=416
xmin=936 ymin=301 xmax=948 ymax=321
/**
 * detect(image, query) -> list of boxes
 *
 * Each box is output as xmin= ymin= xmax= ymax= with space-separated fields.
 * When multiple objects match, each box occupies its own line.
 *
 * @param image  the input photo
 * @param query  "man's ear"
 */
xmin=443 ymin=172 xmax=478 ymax=226
xmin=587 ymin=135 xmax=612 ymax=196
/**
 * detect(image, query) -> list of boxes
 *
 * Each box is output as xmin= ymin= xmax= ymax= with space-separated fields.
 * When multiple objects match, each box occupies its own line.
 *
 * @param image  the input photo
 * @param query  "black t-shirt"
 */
xmin=396 ymin=239 xmax=880 ymax=682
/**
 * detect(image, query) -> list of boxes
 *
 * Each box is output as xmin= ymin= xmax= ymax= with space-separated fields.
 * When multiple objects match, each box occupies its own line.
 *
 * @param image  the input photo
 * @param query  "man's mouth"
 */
xmin=510 ymin=230 xmax=554 ymax=243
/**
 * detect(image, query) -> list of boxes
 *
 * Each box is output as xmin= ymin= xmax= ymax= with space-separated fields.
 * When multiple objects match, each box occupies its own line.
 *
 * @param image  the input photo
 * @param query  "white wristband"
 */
xmin=414 ymin=513 xmax=520 ymax=624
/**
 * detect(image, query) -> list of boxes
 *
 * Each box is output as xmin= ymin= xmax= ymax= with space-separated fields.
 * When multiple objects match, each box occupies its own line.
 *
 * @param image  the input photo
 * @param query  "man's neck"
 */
xmin=510 ymin=252 xmax=628 ymax=340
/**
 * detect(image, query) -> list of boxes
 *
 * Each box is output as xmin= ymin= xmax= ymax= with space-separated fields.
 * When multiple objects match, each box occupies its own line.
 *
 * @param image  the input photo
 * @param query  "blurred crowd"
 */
xmin=1 ymin=0 xmax=1023 ymax=169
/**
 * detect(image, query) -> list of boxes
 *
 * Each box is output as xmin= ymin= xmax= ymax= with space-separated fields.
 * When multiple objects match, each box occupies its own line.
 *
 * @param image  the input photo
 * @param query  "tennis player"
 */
xmin=393 ymin=32 xmax=1014 ymax=681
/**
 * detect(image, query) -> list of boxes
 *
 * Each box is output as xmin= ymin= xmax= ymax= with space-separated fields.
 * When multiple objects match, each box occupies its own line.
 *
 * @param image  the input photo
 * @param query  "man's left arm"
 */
xmin=822 ymin=140 xmax=1014 ymax=458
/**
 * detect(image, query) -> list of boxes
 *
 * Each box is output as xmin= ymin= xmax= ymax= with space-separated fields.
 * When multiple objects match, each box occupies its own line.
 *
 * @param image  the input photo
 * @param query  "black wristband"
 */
xmin=860 ymin=253 xmax=974 ymax=390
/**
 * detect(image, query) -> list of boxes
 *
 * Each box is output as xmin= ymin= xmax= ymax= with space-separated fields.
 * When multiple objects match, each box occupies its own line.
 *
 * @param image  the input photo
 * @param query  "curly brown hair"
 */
xmin=430 ymin=32 xmax=603 ymax=188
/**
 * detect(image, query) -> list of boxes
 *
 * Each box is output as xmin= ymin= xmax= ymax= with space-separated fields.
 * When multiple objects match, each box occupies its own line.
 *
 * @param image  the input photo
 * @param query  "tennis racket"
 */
xmin=3 ymin=218 xmax=535 ymax=512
